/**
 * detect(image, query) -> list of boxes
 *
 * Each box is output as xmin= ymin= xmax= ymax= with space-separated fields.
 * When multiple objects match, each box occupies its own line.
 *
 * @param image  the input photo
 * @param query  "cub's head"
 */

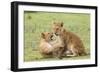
xmin=41 ymin=32 xmax=54 ymax=42
xmin=52 ymin=21 xmax=63 ymax=36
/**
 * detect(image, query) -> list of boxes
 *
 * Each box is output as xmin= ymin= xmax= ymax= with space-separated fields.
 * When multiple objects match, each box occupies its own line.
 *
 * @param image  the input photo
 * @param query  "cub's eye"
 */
xmin=50 ymin=35 xmax=53 ymax=40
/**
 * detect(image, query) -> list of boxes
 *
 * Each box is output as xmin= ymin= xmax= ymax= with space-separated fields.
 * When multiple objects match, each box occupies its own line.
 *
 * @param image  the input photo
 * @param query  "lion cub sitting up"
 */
xmin=52 ymin=21 xmax=87 ymax=56
xmin=39 ymin=32 xmax=64 ymax=59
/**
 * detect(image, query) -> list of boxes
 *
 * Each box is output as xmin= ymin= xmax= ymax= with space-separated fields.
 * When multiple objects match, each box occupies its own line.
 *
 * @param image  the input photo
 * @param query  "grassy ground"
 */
xmin=24 ymin=11 xmax=90 ymax=62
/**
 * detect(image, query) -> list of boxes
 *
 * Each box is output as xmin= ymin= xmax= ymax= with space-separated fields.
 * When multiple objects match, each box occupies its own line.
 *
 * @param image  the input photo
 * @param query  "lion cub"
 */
xmin=39 ymin=32 xmax=64 ymax=58
xmin=52 ymin=21 xmax=86 ymax=56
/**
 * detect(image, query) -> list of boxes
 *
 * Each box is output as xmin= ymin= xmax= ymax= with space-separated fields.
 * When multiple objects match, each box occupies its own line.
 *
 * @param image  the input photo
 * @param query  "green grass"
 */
xmin=24 ymin=11 xmax=90 ymax=62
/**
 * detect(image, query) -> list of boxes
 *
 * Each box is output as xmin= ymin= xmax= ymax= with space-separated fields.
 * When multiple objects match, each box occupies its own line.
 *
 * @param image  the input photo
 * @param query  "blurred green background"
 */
xmin=24 ymin=11 xmax=90 ymax=62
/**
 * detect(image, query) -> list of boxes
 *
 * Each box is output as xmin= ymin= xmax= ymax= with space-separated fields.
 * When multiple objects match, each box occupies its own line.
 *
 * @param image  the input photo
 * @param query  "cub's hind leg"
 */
xmin=67 ymin=44 xmax=79 ymax=57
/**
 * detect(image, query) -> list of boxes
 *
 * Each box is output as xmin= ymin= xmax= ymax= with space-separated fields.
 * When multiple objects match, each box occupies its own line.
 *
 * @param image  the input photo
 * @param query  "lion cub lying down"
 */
xmin=39 ymin=32 xmax=64 ymax=59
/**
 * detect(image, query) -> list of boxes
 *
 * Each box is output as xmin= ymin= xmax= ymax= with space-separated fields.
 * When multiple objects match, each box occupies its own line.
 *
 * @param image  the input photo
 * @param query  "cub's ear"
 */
xmin=60 ymin=22 xmax=63 ymax=27
xmin=41 ymin=33 xmax=45 ymax=38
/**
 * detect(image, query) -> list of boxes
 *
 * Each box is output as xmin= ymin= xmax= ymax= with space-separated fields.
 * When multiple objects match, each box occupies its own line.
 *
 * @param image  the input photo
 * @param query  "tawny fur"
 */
xmin=52 ymin=21 xmax=86 ymax=56
xmin=39 ymin=32 xmax=64 ymax=58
